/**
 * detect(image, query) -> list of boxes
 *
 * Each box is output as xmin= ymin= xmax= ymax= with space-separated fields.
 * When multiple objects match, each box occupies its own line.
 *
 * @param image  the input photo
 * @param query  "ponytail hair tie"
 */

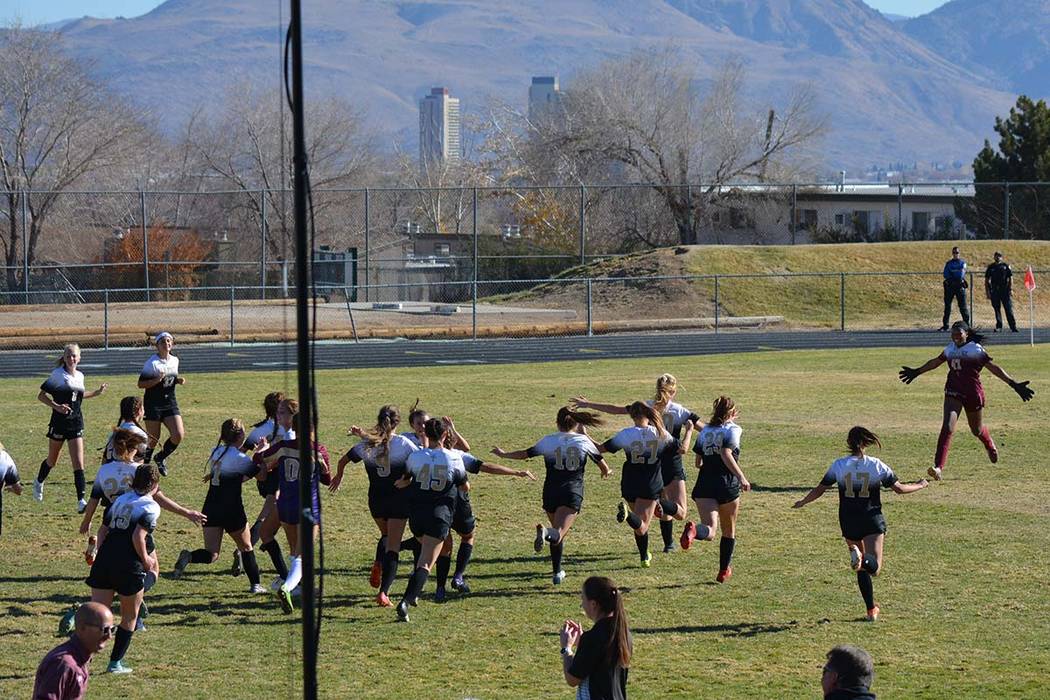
xmin=611 ymin=588 xmax=618 ymax=596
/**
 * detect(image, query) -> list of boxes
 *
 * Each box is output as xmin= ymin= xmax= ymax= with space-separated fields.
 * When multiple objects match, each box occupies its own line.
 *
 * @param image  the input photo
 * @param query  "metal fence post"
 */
xmin=578 ymin=185 xmax=586 ymax=266
xmin=103 ymin=289 xmax=110 ymax=350
xmin=790 ymin=184 xmax=797 ymax=245
xmin=1003 ymin=183 xmax=1010 ymax=240
xmin=968 ymin=271 xmax=974 ymax=324
xmin=363 ymin=187 xmax=370 ymax=303
xmin=229 ymin=285 xmax=235 ymax=346
xmin=472 ymin=187 xmax=478 ymax=340
xmin=840 ymin=272 xmax=846 ymax=331
xmin=140 ymin=190 xmax=150 ymax=302
xmin=260 ymin=191 xmax=267 ymax=301
xmin=20 ymin=191 xmax=29 ymax=303
xmin=714 ymin=275 xmax=720 ymax=333
xmin=586 ymin=278 xmax=593 ymax=337
xmin=897 ymin=183 xmax=904 ymax=240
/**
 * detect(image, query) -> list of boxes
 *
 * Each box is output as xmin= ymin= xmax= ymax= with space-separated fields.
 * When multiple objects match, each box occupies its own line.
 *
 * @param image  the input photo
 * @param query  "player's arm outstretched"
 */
xmin=479 ymin=461 xmax=536 ymax=481
xmin=891 ymin=478 xmax=930 ymax=494
xmin=899 ymin=354 xmax=946 ymax=384
xmin=569 ymin=396 xmax=628 ymax=415
xmin=792 ymin=483 xmax=828 ymax=509
xmin=985 ymin=361 xmax=1035 ymax=401
xmin=490 ymin=446 xmax=529 ymax=460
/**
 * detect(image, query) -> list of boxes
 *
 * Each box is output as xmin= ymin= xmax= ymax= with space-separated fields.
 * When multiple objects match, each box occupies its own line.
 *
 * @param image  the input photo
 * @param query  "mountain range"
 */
xmin=34 ymin=0 xmax=1050 ymax=173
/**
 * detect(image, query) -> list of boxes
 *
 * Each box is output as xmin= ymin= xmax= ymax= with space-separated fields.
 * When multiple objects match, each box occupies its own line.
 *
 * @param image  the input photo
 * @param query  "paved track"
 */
xmin=0 ymin=329 xmax=1045 ymax=379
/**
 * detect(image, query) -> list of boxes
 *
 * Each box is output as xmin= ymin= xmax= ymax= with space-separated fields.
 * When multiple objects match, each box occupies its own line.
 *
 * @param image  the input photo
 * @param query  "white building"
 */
xmin=419 ymin=87 xmax=461 ymax=166
xmin=528 ymin=76 xmax=561 ymax=123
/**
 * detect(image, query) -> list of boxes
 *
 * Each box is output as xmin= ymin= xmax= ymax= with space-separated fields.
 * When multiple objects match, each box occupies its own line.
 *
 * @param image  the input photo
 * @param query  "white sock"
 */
xmin=545 ymin=528 xmax=561 ymax=544
xmin=283 ymin=556 xmax=303 ymax=591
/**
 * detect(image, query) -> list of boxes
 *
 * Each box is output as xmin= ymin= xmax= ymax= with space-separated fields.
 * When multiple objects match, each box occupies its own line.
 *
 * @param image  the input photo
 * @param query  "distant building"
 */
xmin=528 ymin=76 xmax=561 ymax=123
xmin=419 ymin=87 xmax=461 ymax=166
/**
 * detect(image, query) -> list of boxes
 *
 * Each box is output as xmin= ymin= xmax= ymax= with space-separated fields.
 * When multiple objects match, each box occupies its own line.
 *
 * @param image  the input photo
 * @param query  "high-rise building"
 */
xmin=419 ymin=87 xmax=461 ymax=167
xmin=528 ymin=76 xmax=561 ymax=123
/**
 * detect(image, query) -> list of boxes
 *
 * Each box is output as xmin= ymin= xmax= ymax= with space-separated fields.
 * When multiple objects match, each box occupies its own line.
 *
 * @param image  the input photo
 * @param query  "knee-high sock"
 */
xmin=625 ymin=512 xmax=642 ymax=530
xmin=659 ymin=499 xmax=679 ymax=517
xmin=434 ymin=554 xmax=452 ymax=589
xmin=242 ymin=550 xmax=261 ymax=586
xmin=380 ymin=550 xmax=400 ymax=594
xmin=659 ymin=519 xmax=674 ymax=548
xmin=190 ymin=548 xmax=213 ymax=564
xmin=142 ymin=446 xmax=154 ymax=464
xmin=249 ymin=521 xmax=262 ymax=547
xmin=155 ymin=438 xmax=179 ymax=462
xmin=36 ymin=459 xmax=52 ymax=483
xmin=634 ymin=532 xmax=649 ymax=561
xmin=143 ymin=571 xmax=157 ymax=593
xmin=454 ymin=542 xmax=474 ymax=578
xmin=73 ymin=470 xmax=86 ymax=500
xmin=977 ymin=426 xmax=996 ymax=452
xmin=551 ymin=541 xmax=564 ymax=574
xmin=401 ymin=537 xmax=421 ymax=566
xmin=861 ymin=554 xmax=879 ymax=575
xmin=857 ymin=571 xmax=875 ymax=610
xmin=402 ymin=567 xmax=429 ymax=605
xmin=283 ymin=556 xmax=303 ymax=591
xmin=261 ymin=540 xmax=288 ymax=579
xmin=374 ymin=537 xmax=386 ymax=564
xmin=719 ymin=537 xmax=735 ymax=570
xmin=935 ymin=425 xmax=953 ymax=470
xmin=110 ymin=627 xmax=134 ymax=663
xmin=696 ymin=523 xmax=713 ymax=540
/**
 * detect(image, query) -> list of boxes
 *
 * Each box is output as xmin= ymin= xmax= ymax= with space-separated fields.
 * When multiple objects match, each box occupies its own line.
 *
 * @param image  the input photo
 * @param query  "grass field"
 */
xmin=1 ymin=344 xmax=1048 ymax=698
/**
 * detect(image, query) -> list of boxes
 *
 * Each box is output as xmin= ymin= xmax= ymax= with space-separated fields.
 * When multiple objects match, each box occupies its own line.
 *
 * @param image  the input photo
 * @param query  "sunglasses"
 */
xmin=90 ymin=623 xmax=119 ymax=636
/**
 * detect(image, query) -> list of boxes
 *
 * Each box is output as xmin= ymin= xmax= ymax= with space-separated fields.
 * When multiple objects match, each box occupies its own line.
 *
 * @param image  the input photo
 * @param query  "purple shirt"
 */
xmin=33 ymin=637 xmax=91 ymax=700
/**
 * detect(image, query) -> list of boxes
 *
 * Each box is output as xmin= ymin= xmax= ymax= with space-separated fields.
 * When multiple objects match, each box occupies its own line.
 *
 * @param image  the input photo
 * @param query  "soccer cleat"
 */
xmin=32 ymin=479 xmax=44 ymax=502
xmin=451 ymin=574 xmax=470 ymax=594
xmin=534 ymin=524 xmax=544 ymax=553
xmin=276 ymin=585 xmax=294 ymax=614
xmin=396 ymin=600 xmax=410 ymax=622
xmin=434 ymin=586 xmax=447 ymax=604
xmin=172 ymin=549 xmax=191 ymax=579
xmin=616 ymin=501 xmax=627 ymax=523
xmin=866 ymin=605 xmax=880 ymax=622
xmin=716 ymin=566 xmax=733 ymax=583
xmin=552 ymin=570 xmax=566 ymax=585
xmin=76 ymin=498 xmax=88 ymax=514
xmin=680 ymin=521 xmax=697 ymax=550
xmin=134 ymin=617 xmax=146 ymax=632
xmin=375 ymin=592 xmax=392 ymax=607
xmin=57 ymin=603 xmax=80 ymax=637
xmin=369 ymin=559 xmax=382 ymax=588
xmin=663 ymin=542 xmax=676 ymax=553
xmin=849 ymin=545 xmax=862 ymax=572
xmin=927 ymin=466 xmax=942 ymax=481
xmin=84 ymin=536 xmax=97 ymax=566
xmin=249 ymin=583 xmax=267 ymax=594
xmin=230 ymin=550 xmax=243 ymax=577
xmin=155 ymin=456 xmax=168 ymax=477
xmin=986 ymin=442 xmax=999 ymax=464
xmin=138 ymin=600 xmax=149 ymax=620
xmin=107 ymin=660 xmax=133 ymax=675
xmin=640 ymin=552 xmax=652 ymax=568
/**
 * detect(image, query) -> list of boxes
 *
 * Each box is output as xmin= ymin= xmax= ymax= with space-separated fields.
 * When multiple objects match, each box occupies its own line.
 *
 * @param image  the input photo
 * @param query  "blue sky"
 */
xmin=3 ymin=0 xmax=950 ymax=26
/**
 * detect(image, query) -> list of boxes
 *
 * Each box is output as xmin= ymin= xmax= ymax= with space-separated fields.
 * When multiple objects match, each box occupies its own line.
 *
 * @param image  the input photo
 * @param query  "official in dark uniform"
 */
xmin=941 ymin=246 xmax=969 ymax=330
xmin=984 ymin=251 xmax=1017 ymax=332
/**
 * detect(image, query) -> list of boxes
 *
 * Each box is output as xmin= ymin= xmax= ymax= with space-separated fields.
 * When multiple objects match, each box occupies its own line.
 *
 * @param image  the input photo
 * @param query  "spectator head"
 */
xmin=74 ymin=602 xmax=115 ymax=655
xmin=994 ymin=251 xmax=1003 ymax=261
xmin=951 ymin=246 xmax=960 ymax=257
xmin=823 ymin=645 xmax=874 ymax=694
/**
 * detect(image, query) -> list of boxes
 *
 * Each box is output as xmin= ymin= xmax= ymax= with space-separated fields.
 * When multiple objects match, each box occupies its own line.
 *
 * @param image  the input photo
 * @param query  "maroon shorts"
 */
xmin=945 ymin=386 xmax=985 ymax=412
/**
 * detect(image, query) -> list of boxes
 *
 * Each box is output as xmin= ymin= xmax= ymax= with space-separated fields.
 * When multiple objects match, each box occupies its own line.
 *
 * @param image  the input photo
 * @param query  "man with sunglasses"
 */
xmin=33 ymin=602 xmax=114 ymax=699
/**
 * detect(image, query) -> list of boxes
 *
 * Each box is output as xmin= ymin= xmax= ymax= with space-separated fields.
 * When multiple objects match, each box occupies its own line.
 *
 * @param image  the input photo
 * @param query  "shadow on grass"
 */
xmin=633 ymin=620 xmax=800 ymax=637
xmin=749 ymin=484 xmax=812 ymax=493
xmin=0 ymin=574 xmax=85 ymax=584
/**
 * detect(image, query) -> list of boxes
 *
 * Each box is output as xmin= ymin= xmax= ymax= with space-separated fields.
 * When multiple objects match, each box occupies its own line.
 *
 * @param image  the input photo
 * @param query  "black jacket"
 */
xmin=825 ymin=688 xmax=876 ymax=700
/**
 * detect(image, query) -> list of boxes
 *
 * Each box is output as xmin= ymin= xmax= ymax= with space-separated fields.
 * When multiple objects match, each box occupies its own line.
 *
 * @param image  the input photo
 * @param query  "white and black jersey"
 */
xmin=245 ymin=419 xmax=293 ymax=451
xmin=101 ymin=421 xmax=149 ymax=464
xmin=404 ymin=447 xmax=470 ymax=540
xmin=345 ymin=435 xmax=419 ymax=518
xmin=528 ymin=432 xmax=602 ymax=513
xmin=400 ymin=431 xmax=423 ymax=448
xmin=41 ymin=367 xmax=86 ymax=438
xmin=603 ymin=426 xmax=678 ymax=502
xmin=87 ymin=490 xmax=161 ymax=596
xmin=254 ymin=425 xmax=294 ymax=497
xmin=821 ymin=455 xmax=899 ymax=540
xmin=140 ymin=353 xmax=180 ymax=418
xmin=202 ymin=445 xmax=259 ymax=533
xmin=91 ymin=460 xmax=139 ymax=513
xmin=0 ymin=450 xmax=20 ymax=536
xmin=691 ymin=422 xmax=743 ymax=504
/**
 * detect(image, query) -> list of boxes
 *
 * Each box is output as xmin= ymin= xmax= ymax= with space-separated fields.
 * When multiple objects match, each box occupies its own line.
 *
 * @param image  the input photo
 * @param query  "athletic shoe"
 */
xmin=451 ymin=574 xmax=470 ymax=594
xmin=866 ymin=605 xmax=880 ymax=622
xmin=134 ymin=617 xmax=146 ymax=632
xmin=32 ymin=479 xmax=44 ymax=502
xmin=139 ymin=600 xmax=149 ymax=620
xmin=680 ymin=521 xmax=697 ymax=550
xmin=84 ymin=536 xmax=97 ymax=566
xmin=434 ymin=586 xmax=447 ymax=603
xmin=270 ymin=577 xmax=284 ymax=592
xmin=249 ymin=583 xmax=267 ymax=594
xmin=640 ymin=552 xmax=652 ymax=568
xmin=57 ymin=603 xmax=80 ymax=637
xmin=396 ymin=600 xmax=410 ymax=622
xmin=986 ymin=442 xmax=999 ymax=464
xmin=369 ymin=559 xmax=382 ymax=588
xmin=276 ymin=585 xmax=294 ymax=614
xmin=552 ymin=570 xmax=566 ymax=585
xmin=155 ymin=456 xmax=168 ymax=477
xmin=663 ymin=541 xmax=677 ymax=553
xmin=716 ymin=567 xmax=733 ymax=583
xmin=107 ymin=660 xmax=133 ymax=675
xmin=616 ymin=501 xmax=627 ymax=523
xmin=76 ymin=498 xmax=87 ymax=514
xmin=849 ymin=545 xmax=862 ymax=572
xmin=230 ymin=550 xmax=243 ymax=577
xmin=534 ymin=524 xmax=544 ymax=553
xmin=927 ymin=466 xmax=942 ymax=481
xmin=375 ymin=592 xmax=392 ymax=607
xmin=172 ymin=549 xmax=192 ymax=579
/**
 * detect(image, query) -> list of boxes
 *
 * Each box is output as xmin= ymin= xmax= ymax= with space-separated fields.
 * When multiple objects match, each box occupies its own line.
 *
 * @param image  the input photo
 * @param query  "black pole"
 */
xmin=288 ymin=2 xmax=317 ymax=699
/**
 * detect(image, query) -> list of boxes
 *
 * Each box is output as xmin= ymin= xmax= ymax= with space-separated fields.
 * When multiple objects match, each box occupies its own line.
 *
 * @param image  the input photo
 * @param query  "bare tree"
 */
xmin=0 ymin=25 xmax=154 ymax=294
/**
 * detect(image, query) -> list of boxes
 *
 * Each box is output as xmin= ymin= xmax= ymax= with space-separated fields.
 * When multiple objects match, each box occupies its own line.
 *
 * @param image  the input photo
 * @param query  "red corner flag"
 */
xmin=1024 ymin=266 xmax=1036 ymax=292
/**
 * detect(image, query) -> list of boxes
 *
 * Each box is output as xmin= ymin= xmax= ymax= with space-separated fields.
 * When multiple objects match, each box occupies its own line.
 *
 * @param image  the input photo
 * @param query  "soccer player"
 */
xmin=899 ymin=320 xmax=1035 ymax=481
xmin=572 ymin=373 xmax=699 ymax=552
xmin=793 ymin=427 xmax=929 ymax=621
xmin=254 ymin=398 xmax=331 ymax=614
xmin=137 ymin=332 xmax=185 ymax=476
xmin=84 ymin=462 xmax=162 ymax=674
xmin=101 ymin=397 xmax=149 ymax=464
xmin=599 ymin=401 xmax=680 ymax=568
xmin=0 ymin=441 xmax=23 ymax=536
xmin=681 ymin=396 xmax=751 ymax=583
xmin=34 ymin=343 xmax=108 ymax=512
xmin=331 ymin=405 xmax=420 ymax=607
xmin=491 ymin=406 xmax=612 ymax=585
xmin=172 ymin=418 xmax=266 ymax=594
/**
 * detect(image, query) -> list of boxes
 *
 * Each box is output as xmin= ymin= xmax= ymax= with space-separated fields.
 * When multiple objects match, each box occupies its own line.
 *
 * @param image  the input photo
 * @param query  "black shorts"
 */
xmin=47 ymin=422 xmax=84 ymax=441
xmin=203 ymin=501 xmax=248 ymax=534
xmin=840 ymin=513 xmax=887 ymax=542
xmin=542 ymin=482 xmax=583 ymax=514
xmin=620 ymin=467 xmax=663 ymax=502
xmin=368 ymin=490 xmax=410 ymax=521
xmin=257 ymin=471 xmax=280 ymax=498
xmin=409 ymin=505 xmax=453 ymax=541
xmin=144 ymin=401 xmax=180 ymax=421
xmin=661 ymin=454 xmax=687 ymax=486
xmin=452 ymin=492 xmax=476 ymax=535
xmin=692 ymin=470 xmax=741 ymax=505
xmin=86 ymin=545 xmax=146 ymax=597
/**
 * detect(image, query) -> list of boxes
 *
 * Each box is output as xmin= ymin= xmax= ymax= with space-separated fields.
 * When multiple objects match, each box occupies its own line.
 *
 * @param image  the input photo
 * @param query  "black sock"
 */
xmin=857 ymin=571 xmax=875 ymax=609
xmin=719 ymin=537 xmax=735 ymax=570
xmin=249 ymin=521 xmax=262 ymax=546
xmin=454 ymin=542 xmax=474 ymax=578
xmin=401 ymin=537 xmax=421 ymax=563
xmin=551 ymin=541 xmax=564 ymax=573
xmin=634 ymin=532 xmax=649 ymax=561
xmin=261 ymin=540 xmax=288 ymax=579
xmin=155 ymin=438 xmax=178 ymax=462
xmin=73 ymin=470 xmax=86 ymax=500
xmin=435 ymin=554 xmax=452 ymax=589
xmin=143 ymin=572 xmax=157 ymax=593
xmin=374 ymin=537 xmax=386 ymax=563
xmin=625 ymin=511 xmax=642 ymax=530
xmin=36 ymin=459 xmax=52 ymax=483
xmin=659 ymin=499 xmax=679 ymax=517
xmin=862 ymin=554 xmax=879 ymax=575
xmin=110 ymin=627 xmax=133 ymax=663
xmin=191 ymin=548 xmax=213 ymax=564
xmin=143 ymin=447 xmax=154 ymax=464
xmin=380 ymin=550 xmax=400 ymax=594
xmin=243 ymin=550 xmax=261 ymax=586
xmin=660 ymin=519 xmax=674 ymax=548
xmin=403 ymin=566 xmax=429 ymax=604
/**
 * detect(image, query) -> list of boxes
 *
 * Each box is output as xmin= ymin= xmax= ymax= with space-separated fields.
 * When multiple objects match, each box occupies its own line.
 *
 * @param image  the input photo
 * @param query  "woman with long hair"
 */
xmin=101 ymin=397 xmax=148 ymax=465
xmin=0 ymin=441 xmax=23 ymax=536
xmin=599 ymin=401 xmax=680 ymax=568
xmin=899 ymin=320 xmax=1034 ymax=481
xmin=80 ymin=428 xmax=146 ymax=566
xmin=793 ymin=427 xmax=929 ymax=621
xmin=137 ymin=332 xmax=185 ymax=476
xmin=492 ymin=406 xmax=612 ymax=585
xmin=559 ymin=575 xmax=632 ymax=700
xmin=33 ymin=343 xmax=108 ymax=512
xmin=681 ymin=396 xmax=750 ymax=583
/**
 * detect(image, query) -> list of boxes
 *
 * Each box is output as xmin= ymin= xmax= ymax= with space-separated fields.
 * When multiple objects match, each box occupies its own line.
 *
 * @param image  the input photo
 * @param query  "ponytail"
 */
xmin=423 ymin=417 xmax=447 ymax=444
xmin=117 ymin=396 xmax=143 ymax=428
xmin=408 ymin=398 xmax=428 ymax=429
xmin=366 ymin=405 xmax=401 ymax=457
xmin=110 ymin=428 xmax=143 ymax=462
xmin=846 ymin=426 xmax=881 ymax=454
xmin=263 ymin=391 xmax=285 ymax=420
xmin=582 ymin=576 xmax=632 ymax=668
xmin=627 ymin=401 xmax=669 ymax=439
xmin=709 ymin=396 xmax=736 ymax=427
xmin=556 ymin=406 xmax=603 ymax=432
xmin=652 ymin=373 xmax=677 ymax=413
